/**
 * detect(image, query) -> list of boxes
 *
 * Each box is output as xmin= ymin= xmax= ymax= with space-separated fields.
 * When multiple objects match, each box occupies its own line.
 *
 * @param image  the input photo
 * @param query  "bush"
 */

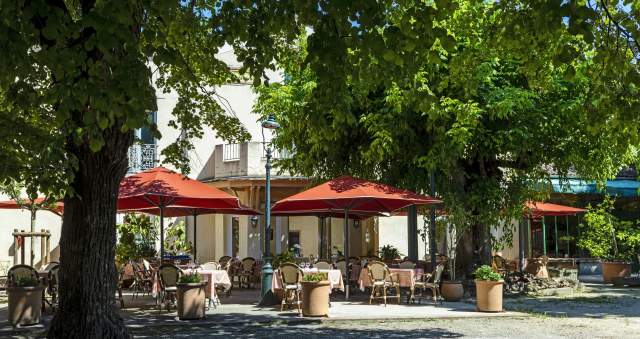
xmin=164 ymin=220 xmax=192 ymax=255
xmin=378 ymin=244 xmax=402 ymax=262
xmin=303 ymin=272 xmax=328 ymax=282
xmin=272 ymin=249 xmax=295 ymax=269
xmin=116 ymin=213 xmax=157 ymax=263
xmin=178 ymin=272 xmax=202 ymax=284
xmin=474 ymin=265 xmax=502 ymax=281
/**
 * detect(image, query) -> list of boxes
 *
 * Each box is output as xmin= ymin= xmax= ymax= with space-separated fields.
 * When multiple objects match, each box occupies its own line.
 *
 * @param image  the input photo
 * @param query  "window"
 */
xmin=223 ymin=143 xmax=240 ymax=161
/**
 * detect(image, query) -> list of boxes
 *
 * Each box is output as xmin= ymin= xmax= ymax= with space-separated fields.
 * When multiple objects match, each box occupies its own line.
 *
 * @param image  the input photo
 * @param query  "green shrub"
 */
xmin=303 ymin=272 xmax=328 ymax=282
xmin=378 ymin=244 xmax=402 ymax=262
xmin=178 ymin=272 xmax=202 ymax=284
xmin=15 ymin=276 xmax=39 ymax=287
xmin=116 ymin=213 xmax=157 ymax=263
xmin=272 ymin=249 xmax=295 ymax=268
xmin=474 ymin=265 xmax=502 ymax=281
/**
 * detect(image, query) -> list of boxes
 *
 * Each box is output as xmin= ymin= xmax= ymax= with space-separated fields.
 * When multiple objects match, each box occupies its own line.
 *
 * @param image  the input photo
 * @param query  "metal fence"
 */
xmin=128 ymin=143 xmax=157 ymax=173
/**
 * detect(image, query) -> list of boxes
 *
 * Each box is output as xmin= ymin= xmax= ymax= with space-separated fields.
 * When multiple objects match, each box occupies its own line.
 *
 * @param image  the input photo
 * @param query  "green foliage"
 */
xmin=303 ymin=272 xmax=328 ymax=282
xmin=116 ymin=213 xmax=157 ymax=263
xmin=164 ymin=220 xmax=192 ymax=256
xmin=378 ymin=244 xmax=402 ymax=262
xmin=474 ymin=265 xmax=502 ymax=281
xmin=272 ymin=250 xmax=295 ymax=269
xmin=178 ymin=272 xmax=202 ymax=284
xmin=578 ymin=196 xmax=640 ymax=262
xmin=14 ymin=276 xmax=40 ymax=287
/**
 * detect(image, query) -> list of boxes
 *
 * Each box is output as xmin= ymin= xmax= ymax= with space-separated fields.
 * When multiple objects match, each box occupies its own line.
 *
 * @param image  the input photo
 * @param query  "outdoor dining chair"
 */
xmin=131 ymin=261 xmax=153 ymax=299
xmin=411 ymin=263 xmax=445 ymax=305
xmin=367 ymin=261 xmax=400 ymax=306
xmin=158 ymin=263 xmax=181 ymax=312
xmin=219 ymin=256 xmax=232 ymax=268
xmin=46 ymin=263 xmax=60 ymax=311
xmin=238 ymin=257 xmax=256 ymax=289
xmin=279 ymin=262 xmax=303 ymax=316
xmin=314 ymin=261 xmax=332 ymax=270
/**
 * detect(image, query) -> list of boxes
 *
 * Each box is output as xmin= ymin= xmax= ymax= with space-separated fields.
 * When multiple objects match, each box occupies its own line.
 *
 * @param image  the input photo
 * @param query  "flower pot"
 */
xmin=475 ymin=280 xmax=503 ymax=312
xmin=176 ymin=282 xmax=206 ymax=320
xmin=441 ymin=281 xmax=464 ymax=301
xmin=7 ymin=286 xmax=44 ymax=327
xmin=602 ymin=262 xmax=631 ymax=284
xmin=301 ymin=280 xmax=330 ymax=317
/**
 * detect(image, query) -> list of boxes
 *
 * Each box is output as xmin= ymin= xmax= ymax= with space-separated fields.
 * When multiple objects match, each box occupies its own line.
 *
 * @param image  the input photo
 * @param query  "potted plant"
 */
xmin=474 ymin=265 xmax=503 ymax=312
xmin=300 ymin=272 xmax=330 ymax=317
xmin=578 ymin=196 xmax=640 ymax=283
xmin=8 ymin=275 xmax=44 ymax=327
xmin=176 ymin=272 xmax=206 ymax=320
xmin=378 ymin=244 xmax=401 ymax=264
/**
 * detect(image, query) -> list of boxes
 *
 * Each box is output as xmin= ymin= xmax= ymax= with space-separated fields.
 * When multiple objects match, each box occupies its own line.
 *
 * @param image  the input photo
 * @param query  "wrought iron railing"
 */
xmin=128 ymin=143 xmax=157 ymax=173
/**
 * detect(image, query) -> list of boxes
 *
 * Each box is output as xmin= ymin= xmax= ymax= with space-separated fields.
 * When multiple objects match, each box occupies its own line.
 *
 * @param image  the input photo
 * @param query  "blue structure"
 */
xmin=551 ymin=178 xmax=640 ymax=197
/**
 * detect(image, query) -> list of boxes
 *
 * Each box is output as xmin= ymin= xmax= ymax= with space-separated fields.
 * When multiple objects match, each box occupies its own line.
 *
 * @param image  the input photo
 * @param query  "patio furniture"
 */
xmin=158 ymin=264 xmax=181 ymax=311
xmin=46 ymin=263 xmax=60 ymax=311
xmin=132 ymin=261 xmax=153 ymax=299
xmin=492 ymin=255 xmax=509 ymax=275
xmin=398 ymin=260 xmax=416 ymax=269
xmin=238 ymin=257 xmax=256 ymax=288
xmin=219 ymin=256 xmax=232 ymax=269
xmin=367 ymin=261 xmax=400 ymax=306
xmin=279 ymin=263 xmax=303 ymax=315
xmin=411 ymin=263 xmax=445 ymax=305
xmin=201 ymin=261 xmax=221 ymax=271
xmin=335 ymin=260 xmax=347 ymax=278
xmin=314 ymin=261 xmax=332 ymax=270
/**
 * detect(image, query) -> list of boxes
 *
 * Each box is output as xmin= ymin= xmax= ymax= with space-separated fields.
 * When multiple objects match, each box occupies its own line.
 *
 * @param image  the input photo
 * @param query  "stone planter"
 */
xmin=441 ymin=281 xmax=464 ymax=301
xmin=602 ymin=262 xmax=631 ymax=284
xmin=301 ymin=280 xmax=330 ymax=317
xmin=475 ymin=280 xmax=503 ymax=312
xmin=7 ymin=286 xmax=44 ymax=327
xmin=176 ymin=282 xmax=206 ymax=320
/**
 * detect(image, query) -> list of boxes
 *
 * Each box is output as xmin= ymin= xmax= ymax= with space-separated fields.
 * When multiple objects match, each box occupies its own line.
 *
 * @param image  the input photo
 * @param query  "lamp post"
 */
xmin=259 ymin=114 xmax=280 ymax=306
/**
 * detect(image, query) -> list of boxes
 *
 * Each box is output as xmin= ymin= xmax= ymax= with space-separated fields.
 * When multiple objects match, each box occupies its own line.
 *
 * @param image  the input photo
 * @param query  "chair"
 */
xmin=237 ymin=257 xmax=256 ymax=289
xmin=335 ymin=260 xmax=347 ymax=278
xmin=7 ymin=264 xmax=40 ymax=287
xmin=219 ymin=256 xmax=232 ymax=268
xmin=158 ymin=264 xmax=181 ymax=311
xmin=399 ymin=260 xmax=416 ymax=269
xmin=131 ymin=261 xmax=153 ymax=299
xmin=411 ymin=263 xmax=445 ymax=305
xmin=367 ymin=261 xmax=400 ymax=306
xmin=314 ymin=261 xmax=332 ymax=270
xmin=492 ymin=255 xmax=509 ymax=275
xmin=201 ymin=261 xmax=221 ymax=271
xmin=279 ymin=263 xmax=303 ymax=315
xmin=47 ymin=263 xmax=60 ymax=311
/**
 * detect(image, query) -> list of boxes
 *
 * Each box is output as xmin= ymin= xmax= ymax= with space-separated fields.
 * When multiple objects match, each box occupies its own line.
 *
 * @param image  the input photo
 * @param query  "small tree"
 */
xmin=164 ymin=220 xmax=192 ymax=256
xmin=578 ymin=196 xmax=640 ymax=262
xmin=115 ymin=213 xmax=157 ymax=264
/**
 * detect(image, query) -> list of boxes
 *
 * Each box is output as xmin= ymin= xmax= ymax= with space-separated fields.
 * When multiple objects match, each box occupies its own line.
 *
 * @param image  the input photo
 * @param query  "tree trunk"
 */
xmin=48 ymin=127 xmax=132 ymax=338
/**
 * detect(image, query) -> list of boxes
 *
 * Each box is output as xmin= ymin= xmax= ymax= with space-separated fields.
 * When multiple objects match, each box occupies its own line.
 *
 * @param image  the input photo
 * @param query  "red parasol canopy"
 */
xmin=271 ymin=176 xmax=441 ymax=214
xmin=120 ymin=204 xmax=261 ymax=217
xmin=271 ymin=209 xmax=387 ymax=221
xmin=525 ymin=201 xmax=586 ymax=218
xmin=0 ymin=197 xmax=64 ymax=216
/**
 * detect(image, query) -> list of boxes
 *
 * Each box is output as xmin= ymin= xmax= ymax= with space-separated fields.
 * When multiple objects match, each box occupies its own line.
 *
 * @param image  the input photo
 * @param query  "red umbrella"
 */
xmin=271 ymin=209 xmax=387 ymax=220
xmin=118 ymin=166 xmax=243 ymax=259
xmin=271 ymin=176 xmax=441 ymax=299
xmin=0 ymin=197 xmax=64 ymax=216
xmin=525 ymin=201 xmax=586 ymax=218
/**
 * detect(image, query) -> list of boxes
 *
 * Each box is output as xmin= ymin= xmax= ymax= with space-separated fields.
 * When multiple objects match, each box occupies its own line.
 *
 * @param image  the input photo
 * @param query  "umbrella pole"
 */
xmin=160 ymin=207 xmax=165 ymax=262
xmin=344 ymin=209 xmax=350 ymax=301
xmin=193 ymin=212 xmax=198 ymax=263
xmin=30 ymin=209 xmax=36 ymax=266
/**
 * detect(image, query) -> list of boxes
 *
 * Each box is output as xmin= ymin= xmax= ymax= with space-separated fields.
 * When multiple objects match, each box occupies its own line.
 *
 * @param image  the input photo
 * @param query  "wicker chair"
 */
xmin=132 ymin=261 xmax=153 ymax=299
xmin=492 ymin=255 xmax=509 ymax=275
xmin=279 ymin=262 xmax=303 ymax=315
xmin=201 ymin=261 xmax=221 ymax=271
xmin=399 ymin=260 xmax=417 ymax=269
xmin=237 ymin=257 xmax=256 ymax=289
xmin=47 ymin=263 xmax=60 ymax=311
xmin=219 ymin=256 xmax=232 ymax=269
xmin=411 ymin=263 xmax=445 ymax=305
xmin=7 ymin=264 xmax=40 ymax=287
xmin=158 ymin=264 xmax=181 ymax=311
xmin=367 ymin=261 xmax=400 ymax=306
xmin=314 ymin=261 xmax=332 ymax=270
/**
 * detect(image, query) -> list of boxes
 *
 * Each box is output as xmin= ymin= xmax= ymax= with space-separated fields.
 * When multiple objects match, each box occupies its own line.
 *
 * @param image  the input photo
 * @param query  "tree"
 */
xmin=256 ymin=1 xmax=640 ymax=272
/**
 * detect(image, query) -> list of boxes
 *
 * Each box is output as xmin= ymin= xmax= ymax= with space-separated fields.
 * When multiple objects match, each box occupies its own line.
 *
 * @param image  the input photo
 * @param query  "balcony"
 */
xmin=199 ymin=142 xmax=292 ymax=180
xmin=128 ymin=143 xmax=157 ymax=173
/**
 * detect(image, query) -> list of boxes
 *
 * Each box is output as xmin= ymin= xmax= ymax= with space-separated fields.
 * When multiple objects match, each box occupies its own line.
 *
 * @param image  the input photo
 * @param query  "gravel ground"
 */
xmin=131 ymin=316 xmax=640 ymax=338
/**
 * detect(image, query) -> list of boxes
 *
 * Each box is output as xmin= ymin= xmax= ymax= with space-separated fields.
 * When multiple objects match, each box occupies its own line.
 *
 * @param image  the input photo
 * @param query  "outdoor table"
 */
xmin=357 ymin=267 xmax=424 ymax=291
xmin=272 ymin=268 xmax=344 ymax=292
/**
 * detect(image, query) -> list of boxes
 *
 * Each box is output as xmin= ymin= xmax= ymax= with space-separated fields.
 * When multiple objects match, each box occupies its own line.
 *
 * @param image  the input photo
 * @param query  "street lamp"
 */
xmin=259 ymin=114 xmax=280 ymax=306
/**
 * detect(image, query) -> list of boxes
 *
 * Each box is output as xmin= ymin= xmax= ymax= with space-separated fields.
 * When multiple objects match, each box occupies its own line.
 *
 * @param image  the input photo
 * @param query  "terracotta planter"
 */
xmin=301 ymin=281 xmax=330 ymax=317
xmin=176 ymin=282 xmax=206 ymax=320
xmin=7 ymin=286 xmax=44 ymax=327
xmin=602 ymin=262 xmax=631 ymax=284
xmin=441 ymin=281 xmax=464 ymax=301
xmin=475 ymin=280 xmax=503 ymax=312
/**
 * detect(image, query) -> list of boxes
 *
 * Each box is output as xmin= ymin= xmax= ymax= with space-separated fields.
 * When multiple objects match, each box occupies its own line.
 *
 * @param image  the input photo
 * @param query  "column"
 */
xmin=407 ymin=205 xmax=418 ymax=261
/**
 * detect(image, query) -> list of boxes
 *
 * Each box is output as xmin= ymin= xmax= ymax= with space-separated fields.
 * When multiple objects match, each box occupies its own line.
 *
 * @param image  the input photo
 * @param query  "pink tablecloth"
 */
xmin=358 ymin=268 xmax=424 ymax=290
xmin=272 ymin=268 xmax=344 ymax=292
xmin=152 ymin=269 xmax=231 ymax=299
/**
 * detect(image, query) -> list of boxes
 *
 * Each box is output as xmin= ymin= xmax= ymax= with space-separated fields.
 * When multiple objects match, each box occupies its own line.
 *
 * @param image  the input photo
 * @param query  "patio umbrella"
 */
xmin=119 ymin=204 xmax=261 ymax=260
xmin=524 ymin=201 xmax=586 ymax=218
xmin=118 ymin=166 xmax=243 ymax=259
xmin=271 ymin=175 xmax=442 ymax=299
xmin=0 ymin=197 xmax=64 ymax=265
